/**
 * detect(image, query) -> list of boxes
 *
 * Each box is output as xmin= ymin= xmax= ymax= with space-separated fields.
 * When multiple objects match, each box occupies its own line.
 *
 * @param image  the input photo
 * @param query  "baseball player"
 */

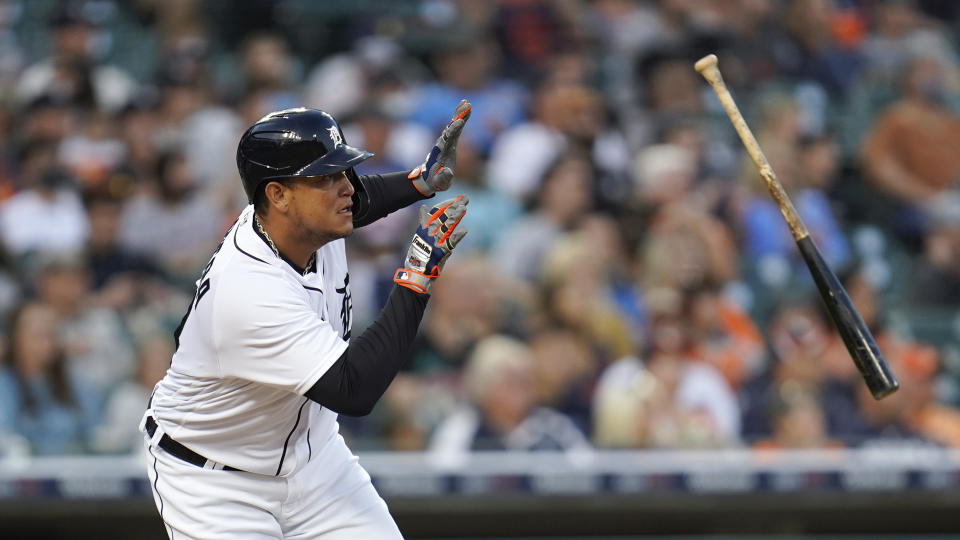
xmin=141 ymin=101 xmax=471 ymax=539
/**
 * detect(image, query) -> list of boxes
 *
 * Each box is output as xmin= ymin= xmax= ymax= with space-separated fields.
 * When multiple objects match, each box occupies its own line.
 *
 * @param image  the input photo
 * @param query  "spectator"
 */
xmin=91 ymin=333 xmax=171 ymax=454
xmin=909 ymin=197 xmax=960 ymax=308
xmin=538 ymin=229 xmax=635 ymax=364
xmin=0 ymin=243 xmax=21 ymax=327
xmin=752 ymin=384 xmax=838 ymax=449
xmin=860 ymin=0 xmax=927 ymax=86
xmin=861 ymin=53 xmax=960 ymax=247
xmin=592 ymin=357 xmax=666 ymax=448
xmin=58 ymin=108 xmax=124 ymax=192
xmin=642 ymin=292 xmax=742 ymax=445
xmin=84 ymin=193 xmax=159 ymax=295
xmin=493 ymin=153 xmax=595 ymax=282
xmin=780 ymin=0 xmax=865 ymax=95
xmin=638 ymin=201 xmax=737 ymax=293
xmin=346 ymin=109 xmax=419 ymax=175
xmin=152 ymin=45 xmax=243 ymax=207
xmin=488 ymin=78 xmax=629 ymax=206
xmin=683 ymin=282 xmax=766 ymax=392
xmin=0 ymin=139 xmax=88 ymax=261
xmin=115 ymin=91 xmax=162 ymax=190
xmin=886 ymin=337 xmax=960 ymax=447
xmin=33 ymin=251 xmax=135 ymax=398
xmin=848 ymin=368 xmax=930 ymax=447
xmin=795 ymin=132 xmax=849 ymax=223
xmin=119 ymin=149 xmax=224 ymax=284
xmin=493 ymin=0 xmax=579 ymax=76
xmin=19 ymin=93 xmax=79 ymax=148
xmin=529 ymin=327 xmax=596 ymax=433
xmin=826 ymin=263 xmax=960 ymax=446
xmin=407 ymin=35 xmax=527 ymax=154
xmin=428 ymin=335 xmax=591 ymax=466
xmin=15 ymin=6 xmax=135 ymax=113
xmin=0 ymin=301 xmax=100 ymax=455
xmin=647 ymin=313 xmax=742 ymax=446
xmin=736 ymin=124 xmax=850 ymax=295
xmin=305 ymin=35 xmax=428 ymax=119
xmin=587 ymin=0 xmax=679 ymax=112
xmin=83 ymin=192 xmax=175 ymax=337
xmin=592 ymin=349 xmax=741 ymax=449
xmin=740 ymin=301 xmax=862 ymax=444
xmin=406 ymin=257 xmax=499 ymax=376
xmin=631 ymin=143 xmax=697 ymax=211
xmin=637 ymin=56 xmax=704 ymax=141
xmin=237 ymin=32 xmax=301 ymax=111
xmin=485 ymin=79 xmax=573 ymax=200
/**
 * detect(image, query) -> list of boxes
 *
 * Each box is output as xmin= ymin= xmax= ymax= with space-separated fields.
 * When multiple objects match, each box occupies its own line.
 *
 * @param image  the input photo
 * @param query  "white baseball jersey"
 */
xmin=149 ymin=205 xmax=354 ymax=477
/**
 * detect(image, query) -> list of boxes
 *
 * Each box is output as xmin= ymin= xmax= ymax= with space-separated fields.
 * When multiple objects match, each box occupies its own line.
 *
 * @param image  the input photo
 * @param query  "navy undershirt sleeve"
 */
xmin=351 ymin=171 xmax=431 ymax=228
xmin=305 ymin=285 xmax=428 ymax=416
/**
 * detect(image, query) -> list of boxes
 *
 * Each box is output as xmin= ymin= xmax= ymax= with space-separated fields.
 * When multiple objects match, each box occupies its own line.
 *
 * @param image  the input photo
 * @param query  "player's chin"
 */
xmin=335 ymin=217 xmax=354 ymax=238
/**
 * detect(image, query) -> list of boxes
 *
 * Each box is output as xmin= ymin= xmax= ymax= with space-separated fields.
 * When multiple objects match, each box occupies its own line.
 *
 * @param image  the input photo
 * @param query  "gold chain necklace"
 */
xmin=254 ymin=214 xmax=280 ymax=258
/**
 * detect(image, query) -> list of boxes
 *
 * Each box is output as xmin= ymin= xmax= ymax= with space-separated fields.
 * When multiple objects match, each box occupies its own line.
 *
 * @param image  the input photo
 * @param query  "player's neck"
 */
xmin=254 ymin=213 xmax=314 ymax=272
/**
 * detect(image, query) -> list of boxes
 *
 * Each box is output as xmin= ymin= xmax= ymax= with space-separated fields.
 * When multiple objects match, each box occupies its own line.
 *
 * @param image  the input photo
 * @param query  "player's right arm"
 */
xmin=350 ymin=101 xmax=471 ymax=227
xmin=304 ymin=196 xmax=468 ymax=415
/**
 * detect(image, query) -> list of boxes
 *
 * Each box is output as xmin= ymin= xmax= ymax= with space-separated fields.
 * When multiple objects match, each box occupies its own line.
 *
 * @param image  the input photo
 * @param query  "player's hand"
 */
xmin=394 ymin=195 xmax=468 ymax=294
xmin=408 ymin=100 xmax=472 ymax=196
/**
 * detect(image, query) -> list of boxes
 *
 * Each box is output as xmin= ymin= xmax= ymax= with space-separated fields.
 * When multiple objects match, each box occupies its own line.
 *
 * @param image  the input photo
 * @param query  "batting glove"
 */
xmin=408 ymin=100 xmax=472 ymax=196
xmin=394 ymin=195 xmax=469 ymax=294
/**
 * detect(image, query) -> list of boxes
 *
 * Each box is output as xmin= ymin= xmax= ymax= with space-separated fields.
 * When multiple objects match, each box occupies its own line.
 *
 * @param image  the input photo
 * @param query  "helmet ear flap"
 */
xmin=346 ymin=168 xmax=361 ymax=189
xmin=347 ymin=168 xmax=369 ymax=222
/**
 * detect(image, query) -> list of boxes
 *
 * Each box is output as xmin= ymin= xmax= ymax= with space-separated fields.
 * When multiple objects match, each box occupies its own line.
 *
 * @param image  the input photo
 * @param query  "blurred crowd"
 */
xmin=0 ymin=0 xmax=957 ymax=460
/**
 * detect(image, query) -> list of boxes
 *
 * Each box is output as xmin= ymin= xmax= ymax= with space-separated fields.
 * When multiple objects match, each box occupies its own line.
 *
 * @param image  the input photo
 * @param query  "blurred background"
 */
xmin=0 ymin=0 xmax=958 ymax=538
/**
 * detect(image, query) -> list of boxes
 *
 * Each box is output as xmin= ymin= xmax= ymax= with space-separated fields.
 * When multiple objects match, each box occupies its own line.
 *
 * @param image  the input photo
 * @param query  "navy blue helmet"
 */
xmin=236 ymin=108 xmax=373 ymax=203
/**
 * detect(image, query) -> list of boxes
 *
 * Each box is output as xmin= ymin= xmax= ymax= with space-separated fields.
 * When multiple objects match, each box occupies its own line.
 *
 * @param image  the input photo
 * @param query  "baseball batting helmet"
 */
xmin=236 ymin=107 xmax=373 ymax=203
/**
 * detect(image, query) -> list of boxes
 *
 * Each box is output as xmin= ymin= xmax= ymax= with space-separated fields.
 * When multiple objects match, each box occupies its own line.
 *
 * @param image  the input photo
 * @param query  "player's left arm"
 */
xmin=306 ymin=197 xmax=468 ymax=416
xmin=351 ymin=100 xmax=471 ymax=228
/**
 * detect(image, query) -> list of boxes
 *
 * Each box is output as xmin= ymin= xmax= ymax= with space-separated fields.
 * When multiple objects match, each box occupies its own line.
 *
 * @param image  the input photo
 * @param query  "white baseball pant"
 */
xmin=144 ymin=433 xmax=403 ymax=539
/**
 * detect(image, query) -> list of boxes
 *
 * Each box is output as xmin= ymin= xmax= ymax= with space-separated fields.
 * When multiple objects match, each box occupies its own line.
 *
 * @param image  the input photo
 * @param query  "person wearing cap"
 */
xmin=16 ymin=6 xmax=135 ymax=112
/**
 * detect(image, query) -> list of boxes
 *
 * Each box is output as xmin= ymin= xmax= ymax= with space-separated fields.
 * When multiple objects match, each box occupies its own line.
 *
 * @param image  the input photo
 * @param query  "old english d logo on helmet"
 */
xmin=236 ymin=108 xmax=374 ymax=203
xmin=327 ymin=126 xmax=343 ymax=147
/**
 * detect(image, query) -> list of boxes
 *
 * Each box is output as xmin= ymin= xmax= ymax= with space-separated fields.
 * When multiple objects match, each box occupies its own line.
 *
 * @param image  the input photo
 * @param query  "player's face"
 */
xmin=285 ymin=171 xmax=355 ymax=245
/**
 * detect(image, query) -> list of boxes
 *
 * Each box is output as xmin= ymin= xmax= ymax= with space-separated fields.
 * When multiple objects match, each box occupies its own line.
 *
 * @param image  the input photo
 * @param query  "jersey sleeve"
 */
xmin=352 ymin=171 xmax=429 ymax=228
xmin=212 ymin=268 xmax=347 ymax=395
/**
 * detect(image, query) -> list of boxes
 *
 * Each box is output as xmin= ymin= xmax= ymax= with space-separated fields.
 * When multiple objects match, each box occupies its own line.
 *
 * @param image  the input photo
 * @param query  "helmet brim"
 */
xmin=294 ymin=144 xmax=374 ymax=178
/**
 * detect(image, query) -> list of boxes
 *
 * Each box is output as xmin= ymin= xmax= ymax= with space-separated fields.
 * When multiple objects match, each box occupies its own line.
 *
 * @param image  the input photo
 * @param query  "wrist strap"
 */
xmin=394 ymin=268 xmax=432 ymax=294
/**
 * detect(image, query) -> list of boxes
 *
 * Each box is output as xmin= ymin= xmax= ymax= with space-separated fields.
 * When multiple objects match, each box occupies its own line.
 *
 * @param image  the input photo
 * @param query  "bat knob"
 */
xmin=695 ymin=54 xmax=719 ymax=74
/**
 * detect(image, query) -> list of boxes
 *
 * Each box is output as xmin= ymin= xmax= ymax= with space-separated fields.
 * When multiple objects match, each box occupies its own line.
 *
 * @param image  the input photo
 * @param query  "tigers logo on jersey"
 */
xmin=336 ymin=273 xmax=352 ymax=339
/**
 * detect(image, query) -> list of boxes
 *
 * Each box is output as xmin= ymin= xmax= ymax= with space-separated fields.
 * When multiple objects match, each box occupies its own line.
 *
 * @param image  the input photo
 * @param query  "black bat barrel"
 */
xmin=796 ymin=236 xmax=900 ymax=399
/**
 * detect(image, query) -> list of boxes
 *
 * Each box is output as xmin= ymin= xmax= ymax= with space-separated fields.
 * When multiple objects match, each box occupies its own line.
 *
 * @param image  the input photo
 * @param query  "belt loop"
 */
xmin=150 ymin=425 xmax=164 ymax=447
xmin=145 ymin=414 xmax=164 ymax=447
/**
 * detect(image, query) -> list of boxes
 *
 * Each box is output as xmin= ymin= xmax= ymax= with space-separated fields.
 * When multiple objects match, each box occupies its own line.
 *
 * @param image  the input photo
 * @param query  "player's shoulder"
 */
xmin=218 ymin=208 xmax=283 ymax=268
xmin=214 ymin=252 xmax=294 ymax=302
xmin=211 ymin=210 xmax=293 ymax=291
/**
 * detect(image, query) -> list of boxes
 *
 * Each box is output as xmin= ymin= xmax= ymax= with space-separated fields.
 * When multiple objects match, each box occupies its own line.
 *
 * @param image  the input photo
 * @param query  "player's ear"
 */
xmin=263 ymin=180 xmax=290 ymax=213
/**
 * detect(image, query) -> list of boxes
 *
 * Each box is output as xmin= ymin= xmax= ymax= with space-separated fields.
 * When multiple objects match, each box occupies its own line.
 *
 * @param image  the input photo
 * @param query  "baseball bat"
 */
xmin=694 ymin=54 xmax=899 ymax=400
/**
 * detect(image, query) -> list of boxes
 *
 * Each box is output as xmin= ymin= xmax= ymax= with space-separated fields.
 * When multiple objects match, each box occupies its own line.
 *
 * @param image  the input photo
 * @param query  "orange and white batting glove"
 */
xmin=409 ymin=100 xmax=472 ymax=196
xmin=394 ymin=195 xmax=469 ymax=294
